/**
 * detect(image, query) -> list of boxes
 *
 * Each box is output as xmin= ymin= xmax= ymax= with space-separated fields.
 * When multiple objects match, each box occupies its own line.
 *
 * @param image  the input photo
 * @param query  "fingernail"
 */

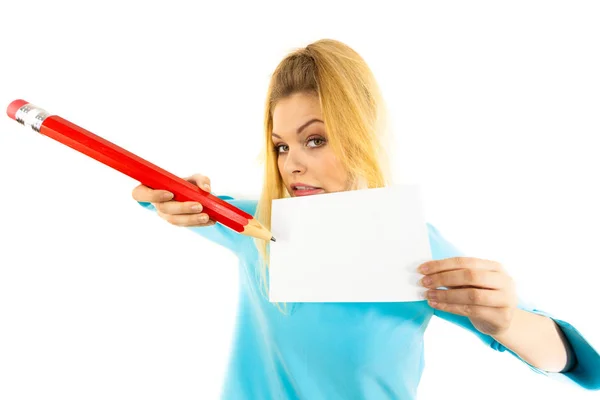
xmin=199 ymin=215 xmax=209 ymax=223
xmin=418 ymin=264 xmax=429 ymax=273
xmin=202 ymin=184 xmax=211 ymax=192
xmin=162 ymin=192 xmax=173 ymax=200
xmin=419 ymin=276 xmax=432 ymax=287
xmin=191 ymin=204 xmax=202 ymax=211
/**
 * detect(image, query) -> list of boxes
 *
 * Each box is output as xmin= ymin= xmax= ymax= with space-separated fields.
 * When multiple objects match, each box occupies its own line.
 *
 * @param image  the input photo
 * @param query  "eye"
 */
xmin=307 ymin=137 xmax=326 ymax=147
xmin=273 ymin=143 xmax=288 ymax=153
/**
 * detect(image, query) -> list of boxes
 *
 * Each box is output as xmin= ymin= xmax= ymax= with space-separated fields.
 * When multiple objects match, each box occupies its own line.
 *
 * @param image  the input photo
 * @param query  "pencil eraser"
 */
xmin=7 ymin=99 xmax=28 ymax=120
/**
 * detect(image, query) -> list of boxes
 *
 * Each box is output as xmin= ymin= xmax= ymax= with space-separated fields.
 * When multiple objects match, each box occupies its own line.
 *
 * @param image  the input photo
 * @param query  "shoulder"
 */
xmin=217 ymin=195 xmax=258 ymax=216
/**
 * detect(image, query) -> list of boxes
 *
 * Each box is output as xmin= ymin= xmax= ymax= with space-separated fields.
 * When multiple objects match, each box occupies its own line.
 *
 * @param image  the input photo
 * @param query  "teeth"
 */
xmin=296 ymin=186 xmax=315 ymax=190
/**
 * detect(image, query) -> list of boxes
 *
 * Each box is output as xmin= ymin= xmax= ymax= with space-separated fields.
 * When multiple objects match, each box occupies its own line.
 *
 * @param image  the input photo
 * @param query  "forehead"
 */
xmin=272 ymin=92 xmax=322 ymax=134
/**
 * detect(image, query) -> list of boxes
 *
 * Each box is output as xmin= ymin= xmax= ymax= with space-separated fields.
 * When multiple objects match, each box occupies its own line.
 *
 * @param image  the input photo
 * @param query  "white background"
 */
xmin=0 ymin=1 xmax=598 ymax=399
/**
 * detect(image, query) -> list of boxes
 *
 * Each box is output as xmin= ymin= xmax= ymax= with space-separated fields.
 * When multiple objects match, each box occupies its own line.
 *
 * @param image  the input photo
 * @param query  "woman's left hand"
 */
xmin=418 ymin=257 xmax=518 ymax=336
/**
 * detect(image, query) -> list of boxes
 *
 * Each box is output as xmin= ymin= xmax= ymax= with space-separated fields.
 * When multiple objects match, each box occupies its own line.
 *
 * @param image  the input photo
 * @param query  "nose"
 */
xmin=282 ymin=148 xmax=306 ymax=175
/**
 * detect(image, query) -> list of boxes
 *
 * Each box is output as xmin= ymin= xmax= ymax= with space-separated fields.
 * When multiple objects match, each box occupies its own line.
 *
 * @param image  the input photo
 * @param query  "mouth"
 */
xmin=291 ymin=185 xmax=325 ymax=196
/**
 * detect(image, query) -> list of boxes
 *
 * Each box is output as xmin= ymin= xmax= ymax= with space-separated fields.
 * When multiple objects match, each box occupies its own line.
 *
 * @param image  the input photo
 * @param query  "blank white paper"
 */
xmin=269 ymin=184 xmax=431 ymax=302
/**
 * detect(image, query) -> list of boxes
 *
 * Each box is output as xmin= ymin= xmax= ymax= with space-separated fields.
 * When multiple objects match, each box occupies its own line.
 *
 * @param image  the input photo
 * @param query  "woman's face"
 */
xmin=272 ymin=92 xmax=350 ymax=197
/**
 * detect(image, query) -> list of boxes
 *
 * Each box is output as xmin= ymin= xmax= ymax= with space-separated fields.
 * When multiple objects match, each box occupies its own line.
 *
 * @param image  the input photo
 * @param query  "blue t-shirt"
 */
xmin=138 ymin=196 xmax=599 ymax=398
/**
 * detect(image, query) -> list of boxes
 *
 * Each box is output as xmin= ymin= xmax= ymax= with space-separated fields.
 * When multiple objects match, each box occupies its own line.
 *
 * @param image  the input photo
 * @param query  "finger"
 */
xmin=425 ymin=288 xmax=514 ymax=307
xmin=428 ymin=301 xmax=513 ymax=325
xmin=420 ymin=269 xmax=508 ymax=290
xmin=157 ymin=210 xmax=216 ymax=227
xmin=154 ymin=200 xmax=205 ymax=215
xmin=186 ymin=173 xmax=211 ymax=192
xmin=427 ymin=302 xmax=512 ymax=321
xmin=132 ymin=184 xmax=174 ymax=203
xmin=418 ymin=257 xmax=502 ymax=275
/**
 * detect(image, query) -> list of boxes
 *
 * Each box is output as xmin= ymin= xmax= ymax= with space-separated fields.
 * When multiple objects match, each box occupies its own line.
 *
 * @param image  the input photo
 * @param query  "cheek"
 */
xmin=277 ymin=156 xmax=284 ymax=173
xmin=322 ymin=153 xmax=349 ymax=187
xmin=277 ymin=156 xmax=288 ymax=181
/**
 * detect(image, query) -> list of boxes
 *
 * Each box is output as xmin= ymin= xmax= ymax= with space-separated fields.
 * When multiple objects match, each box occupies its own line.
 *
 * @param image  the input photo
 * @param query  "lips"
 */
xmin=291 ymin=182 xmax=320 ymax=191
xmin=293 ymin=185 xmax=319 ymax=190
xmin=291 ymin=184 xmax=324 ymax=196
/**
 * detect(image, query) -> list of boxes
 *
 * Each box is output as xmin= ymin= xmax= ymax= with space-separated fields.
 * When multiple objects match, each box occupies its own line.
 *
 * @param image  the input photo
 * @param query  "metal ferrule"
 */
xmin=15 ymin=103 xmax=50 ymax=133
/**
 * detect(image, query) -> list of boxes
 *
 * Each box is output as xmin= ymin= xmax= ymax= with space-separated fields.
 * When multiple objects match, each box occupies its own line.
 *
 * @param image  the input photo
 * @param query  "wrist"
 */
xmin=490 ymin=307 xmax=522 ymax=343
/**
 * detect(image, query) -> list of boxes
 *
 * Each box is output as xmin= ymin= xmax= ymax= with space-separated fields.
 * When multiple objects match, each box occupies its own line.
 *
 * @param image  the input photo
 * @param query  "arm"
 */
xmin=426 ymin=223 xmax=600 ymax=390
xmin=491 ymin=307 xmax=575 ymax=373
xmin=136 ymin=195 xmax=258 ymax=255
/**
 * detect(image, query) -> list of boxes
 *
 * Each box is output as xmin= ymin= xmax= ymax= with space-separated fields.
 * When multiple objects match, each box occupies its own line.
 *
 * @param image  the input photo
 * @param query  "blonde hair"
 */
xmin=253 ymin=39 xmax=393 ymax=314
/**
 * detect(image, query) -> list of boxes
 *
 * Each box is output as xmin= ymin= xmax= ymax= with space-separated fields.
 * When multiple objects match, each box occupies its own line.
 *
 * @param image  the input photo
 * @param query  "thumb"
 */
xmin=186 ymin=173 xmax=211 ymax=192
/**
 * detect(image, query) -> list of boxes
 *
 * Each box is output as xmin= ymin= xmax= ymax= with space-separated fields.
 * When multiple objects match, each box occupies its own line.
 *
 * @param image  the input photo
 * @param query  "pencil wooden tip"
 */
xmin=271 ymin=236 xmax=276 ymax=242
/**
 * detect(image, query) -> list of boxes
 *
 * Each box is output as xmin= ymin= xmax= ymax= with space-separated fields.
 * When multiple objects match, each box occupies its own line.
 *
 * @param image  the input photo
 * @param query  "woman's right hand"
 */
xmin=131 ymin=173 xmax=216 ymax=227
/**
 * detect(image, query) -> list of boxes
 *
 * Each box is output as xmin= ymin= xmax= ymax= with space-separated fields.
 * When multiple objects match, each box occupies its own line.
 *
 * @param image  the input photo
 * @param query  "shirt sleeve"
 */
xmin=426 ymin=223 xmax=600 ymax=391
xmin=136 ymin=195 xmax=257 ymax=255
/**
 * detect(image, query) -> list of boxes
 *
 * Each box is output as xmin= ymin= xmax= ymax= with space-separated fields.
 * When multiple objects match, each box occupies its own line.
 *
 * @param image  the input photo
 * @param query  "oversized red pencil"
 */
xmin=7 ymin=99 xmax=275 ymax=242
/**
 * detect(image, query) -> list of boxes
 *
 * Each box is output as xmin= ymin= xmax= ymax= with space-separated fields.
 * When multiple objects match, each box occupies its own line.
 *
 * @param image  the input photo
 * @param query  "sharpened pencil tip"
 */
xmin=271 ymin=236 xmax=276 ymax=242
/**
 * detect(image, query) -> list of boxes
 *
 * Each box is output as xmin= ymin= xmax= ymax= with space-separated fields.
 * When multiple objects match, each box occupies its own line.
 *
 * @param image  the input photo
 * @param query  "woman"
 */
xmin=132 ymin=39 xmax=599 ymax=399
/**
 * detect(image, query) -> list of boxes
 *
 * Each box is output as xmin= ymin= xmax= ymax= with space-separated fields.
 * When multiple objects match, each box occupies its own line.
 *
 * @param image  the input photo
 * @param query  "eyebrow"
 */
xmin=271 ymin=118 xmax=323 ymax=139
